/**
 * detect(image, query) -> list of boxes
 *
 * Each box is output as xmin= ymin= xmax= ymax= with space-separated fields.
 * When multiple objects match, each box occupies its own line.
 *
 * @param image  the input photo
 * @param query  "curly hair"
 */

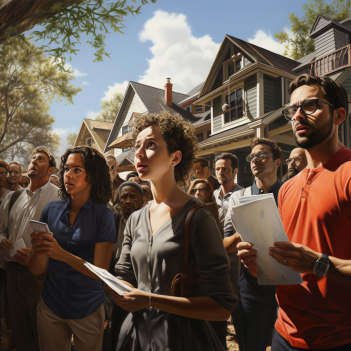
xmin=131 ymin=111 xmax=199 ymax=183
xmin=58 ymin=146 xmax=112 ymax=205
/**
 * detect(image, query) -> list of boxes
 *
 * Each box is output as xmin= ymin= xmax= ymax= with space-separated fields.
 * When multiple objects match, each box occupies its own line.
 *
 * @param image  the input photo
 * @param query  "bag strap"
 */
xmin=181 ymin=203 xmax=205 ymax=296
xmin=9 ymin=188 xmax=25 ymax=214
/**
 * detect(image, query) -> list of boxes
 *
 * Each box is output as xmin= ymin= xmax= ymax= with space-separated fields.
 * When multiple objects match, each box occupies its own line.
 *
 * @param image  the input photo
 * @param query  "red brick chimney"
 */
xmin=164 ymin=78 xmax=173 ymax=106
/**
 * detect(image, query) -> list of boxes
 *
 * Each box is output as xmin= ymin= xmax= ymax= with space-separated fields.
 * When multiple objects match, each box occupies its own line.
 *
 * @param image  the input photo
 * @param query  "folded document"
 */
xmin=84 ymin=262 xmax=131 ymax=295
xmin=230 ymin=194 xmax=303 ymax=285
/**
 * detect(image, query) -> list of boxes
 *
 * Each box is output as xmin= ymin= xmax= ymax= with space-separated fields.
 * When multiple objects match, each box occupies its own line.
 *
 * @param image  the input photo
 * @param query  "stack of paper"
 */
xmin=7 ymin=238 xmax=26 ymax=260
xmin=84 ymin=262 xmax=131 ymax=295
xmin=230 ymin=194 xmax=302 ymax=285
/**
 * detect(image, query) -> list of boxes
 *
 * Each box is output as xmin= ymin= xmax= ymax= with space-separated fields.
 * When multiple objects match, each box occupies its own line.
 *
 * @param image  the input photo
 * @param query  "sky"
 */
xmin=39 ymin=0 xmax=313 ymax=155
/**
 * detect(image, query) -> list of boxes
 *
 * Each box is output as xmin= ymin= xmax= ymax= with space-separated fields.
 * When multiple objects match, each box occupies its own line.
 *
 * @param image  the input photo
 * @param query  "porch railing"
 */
xmin=309 ymin=45 xmax=350 ymax=77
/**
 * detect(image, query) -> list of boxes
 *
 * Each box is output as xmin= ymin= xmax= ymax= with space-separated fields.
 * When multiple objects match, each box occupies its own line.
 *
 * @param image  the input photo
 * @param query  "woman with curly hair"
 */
xmin=109 ymin=111 xmax=237 ymax=351
xmin=28 ymin=146 xmax=116 ymax=351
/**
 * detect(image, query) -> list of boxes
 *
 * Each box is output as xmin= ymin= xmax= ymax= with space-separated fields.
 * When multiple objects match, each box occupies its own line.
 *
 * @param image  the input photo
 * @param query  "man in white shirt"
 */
xmin=0 ymin=146 xmax=60 ymax=351
xmin=0 ymin=160 xmax=11 ymax=206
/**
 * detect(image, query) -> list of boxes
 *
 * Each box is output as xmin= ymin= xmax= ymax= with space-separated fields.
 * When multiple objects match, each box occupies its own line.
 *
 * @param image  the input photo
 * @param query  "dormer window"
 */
xmin=122 ymin=125 xmax=129 ymax=135
xmin=86 ymin=138 xmax=92 ymax=147
xmin=223 ymin=54 xmax=242 ymax=80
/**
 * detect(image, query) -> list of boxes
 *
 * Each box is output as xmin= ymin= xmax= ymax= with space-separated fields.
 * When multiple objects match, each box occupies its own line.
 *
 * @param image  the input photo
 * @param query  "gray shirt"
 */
xmin=115 ymin=198 xmax=237 ymax=351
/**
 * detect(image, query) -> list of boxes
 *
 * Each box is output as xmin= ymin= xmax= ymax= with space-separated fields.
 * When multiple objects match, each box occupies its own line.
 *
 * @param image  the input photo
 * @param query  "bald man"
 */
xmin=282 ymin=148 xmax=307 ymax=182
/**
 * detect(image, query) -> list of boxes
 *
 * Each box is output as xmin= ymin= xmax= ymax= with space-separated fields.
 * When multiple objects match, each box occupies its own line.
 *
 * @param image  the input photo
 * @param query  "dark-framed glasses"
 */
xmin=246 ymin=153 xmax=274 ymax=162
xmin=190 ymin=187 xmax=208 ymax=195
xmin=283 ymin=99 xmax=335 ymax=121
xmin=286 ymin=157 xmax=303 ymax=165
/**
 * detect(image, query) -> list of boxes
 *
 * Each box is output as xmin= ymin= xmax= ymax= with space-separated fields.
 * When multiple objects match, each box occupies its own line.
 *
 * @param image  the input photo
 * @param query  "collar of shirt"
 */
xmin=62 ymin=197 xmax=94 ymax=215
xmin=251 ymin=178 xmax=282 ymax=202
xmin=25 ymin=180 xmax=51 ymax=198
xmin=214 ymin=186 xmax=234 ymax=201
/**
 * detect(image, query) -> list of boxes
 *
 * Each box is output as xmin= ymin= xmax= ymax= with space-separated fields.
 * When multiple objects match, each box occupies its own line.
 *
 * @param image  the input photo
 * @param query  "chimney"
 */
xmin=164 ymin=78 xmax=173 ymax=106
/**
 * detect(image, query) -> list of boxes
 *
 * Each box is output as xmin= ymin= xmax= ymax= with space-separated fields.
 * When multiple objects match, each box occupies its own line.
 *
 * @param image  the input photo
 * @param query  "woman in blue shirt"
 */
xmin=28 ymin=146 xmax=116 ymax=351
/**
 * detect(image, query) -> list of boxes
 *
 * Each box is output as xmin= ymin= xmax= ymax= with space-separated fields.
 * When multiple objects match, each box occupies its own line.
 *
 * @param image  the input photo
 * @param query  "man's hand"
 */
xmin=237 ymin=241 xmax=258 ymax=277
xmin=0 ymin=239 xmax=13 ymax=252
xmin=14 ymin=248 xmax=31 ymax=266
xmin=269 ymin=241 xmax=321 ymax=274
xmin=108 ymin=287 xmax=149 ymax=312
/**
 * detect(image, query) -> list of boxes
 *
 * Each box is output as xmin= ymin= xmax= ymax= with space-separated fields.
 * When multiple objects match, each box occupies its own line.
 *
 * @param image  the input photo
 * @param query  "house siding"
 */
xmin=113 ymin=90 xmax=148 ymax=157
xmin=315 ymin=28 xmax=347 ymax=58
xmin=264 ymin=75 xmax=282 ymax=113
xmin=342 ymin=75 xmax=351 ymax=95
xmin=244 ymin=74 xmax=257 ymax=119
xmin=211 ymin=66 xmax=224 ymax=91
xmin=313 ymin=17 xmax=330 ymax=33
xmin=212 ymin=96 xmax=222 ymax=132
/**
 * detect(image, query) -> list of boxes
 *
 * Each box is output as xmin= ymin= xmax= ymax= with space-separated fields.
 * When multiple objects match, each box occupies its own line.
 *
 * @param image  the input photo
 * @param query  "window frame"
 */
xmin=86 ymin=138 xmax=92 ymax=147
xmin=222 ymin=87 xmax=244 ymax=125
xmin=223 ymin=54 xmax=243 ymax=81
xmin=122 ymin=125 xmax=130 ymax=135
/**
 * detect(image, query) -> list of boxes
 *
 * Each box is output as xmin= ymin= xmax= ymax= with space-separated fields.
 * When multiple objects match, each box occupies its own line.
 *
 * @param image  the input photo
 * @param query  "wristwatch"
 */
xmin=313 ymin=253 xmax=329 ymax=278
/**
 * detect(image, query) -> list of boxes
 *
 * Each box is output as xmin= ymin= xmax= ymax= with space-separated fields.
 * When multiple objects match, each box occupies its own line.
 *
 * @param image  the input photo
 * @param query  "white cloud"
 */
xmin=64 ymin=63 xmax=88 ymax=77
xmin=82 ymin=81 xmax=90 ymax=86
xmin=102 ymin=10 xmax=220 ymax=98
xmin=102 ymin=81 xmax=129 ymax=101
xmin=247 ymin=27 xmax=293 ymax=56
xmin=138 ymin=11 xmax=219 ymax=93
xmin=52 ymin=127 xmax=78 ymax=157
xmin=87 ymin=110 xmax=100 ymax=119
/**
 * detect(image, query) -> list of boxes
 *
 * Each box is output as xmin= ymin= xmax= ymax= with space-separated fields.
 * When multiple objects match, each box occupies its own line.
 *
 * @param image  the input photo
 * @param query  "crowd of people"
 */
xmin=0 ymin=73 xmax=350 ymax=351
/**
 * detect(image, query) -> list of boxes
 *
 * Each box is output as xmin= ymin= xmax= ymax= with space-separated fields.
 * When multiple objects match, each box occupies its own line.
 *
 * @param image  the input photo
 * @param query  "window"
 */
xmin=228 ymin=62 xmax=234 ymax=77
xmin=236 ymin=59 xmax=241 ymax=72
xmin=194 ymin=105 xmax=203 ymax=112
xmin=285 ymin=79 xmax=293 ymax=103
xmin=122 ymin=125 xmax=129 ymax=135
xmin=207 ymin=131 xmax=211 ymax=138
xmin=196 ymin=133 xmax=203 ymax=142
xmin=224 ymin=88 xmax=243 ymax=123
xmin=205 ymin=105 xmax=211 ymax=111
xmin=223 ymin=55 xmax=242 ymax=80
xmin=86 ymin=138 xmax=91 ymax=147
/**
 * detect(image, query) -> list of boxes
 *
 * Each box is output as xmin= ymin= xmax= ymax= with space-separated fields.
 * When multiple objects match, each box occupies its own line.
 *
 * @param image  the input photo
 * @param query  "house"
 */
xmin=74 ymin=119 xmax=114 ymax=155
xmin=189 ymin=15 xmax=351 ymax=187
xmin=104 ymin=14 xmax=351 ymax=184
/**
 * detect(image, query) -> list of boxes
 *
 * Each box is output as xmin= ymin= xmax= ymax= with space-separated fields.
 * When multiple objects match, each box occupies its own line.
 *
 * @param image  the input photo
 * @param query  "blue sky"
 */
xmin=41 ymin=0 xmax=312 ymax=154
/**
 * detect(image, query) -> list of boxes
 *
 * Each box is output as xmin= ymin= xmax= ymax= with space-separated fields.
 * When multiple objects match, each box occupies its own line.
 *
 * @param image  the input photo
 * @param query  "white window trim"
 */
xmin=221 ymin=84 xmax=245 ymax=126
xmin=223 ymin=54 xmax=243 ymax=81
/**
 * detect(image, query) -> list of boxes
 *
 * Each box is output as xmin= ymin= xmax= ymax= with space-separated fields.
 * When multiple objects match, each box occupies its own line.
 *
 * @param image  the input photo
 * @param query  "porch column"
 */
xmin=257 ymin=72 xmax=264 ymax=117
xmin=249 ymin=120 xmax=266 ymax=138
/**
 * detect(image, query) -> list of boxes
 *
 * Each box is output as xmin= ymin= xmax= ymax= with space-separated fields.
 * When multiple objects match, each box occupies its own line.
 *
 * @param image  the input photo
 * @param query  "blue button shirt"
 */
xmin=40 ymin=198 xmax=116 ymax=319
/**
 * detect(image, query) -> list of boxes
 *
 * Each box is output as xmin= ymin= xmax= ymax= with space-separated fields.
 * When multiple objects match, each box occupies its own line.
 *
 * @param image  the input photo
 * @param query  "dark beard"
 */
xmin=294 ymin=116 xmax=334 ymax=149
xmin=288 ymin=167 xmax=300 ymax=179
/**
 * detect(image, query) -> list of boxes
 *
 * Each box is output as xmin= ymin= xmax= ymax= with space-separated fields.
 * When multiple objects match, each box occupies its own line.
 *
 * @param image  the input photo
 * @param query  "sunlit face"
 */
xmin=191 ymin=182 xmax=211 ymax=203
xmin=28 ymin=152 xmax=53 ymax=180
xmin=290 ymin=85 xmax=336 ymax=149
xmin=287 ymin=148 xmax=307 ymax=172
xmin=120 ymin=185 xmax=143 ymax=216
xmin=0 ymin=166 xmax=8 ymax=188
xmin=250 ymin=144 xmax=280 ymax=178
xmin=215 ymin=159 xmax=237 ymax=185
xmin=134 ymin=125 xmax=180 ymax=182
xmin=63 ymin=153 xmax=91 ymax=197
xmin=8 ymin=164 xmax=21 ymax=184
xmin=19 ymin=176 xmax=30 ymax=188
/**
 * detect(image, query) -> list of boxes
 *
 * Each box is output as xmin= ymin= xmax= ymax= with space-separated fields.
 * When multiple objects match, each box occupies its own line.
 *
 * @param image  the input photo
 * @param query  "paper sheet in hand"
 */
xmin=9 ymin=238 xmax=26 ymax=258
xmin=84 ymin=262 xmax=131 ymax=295
xmin=230 ymin=194 xmax=302 ymax=285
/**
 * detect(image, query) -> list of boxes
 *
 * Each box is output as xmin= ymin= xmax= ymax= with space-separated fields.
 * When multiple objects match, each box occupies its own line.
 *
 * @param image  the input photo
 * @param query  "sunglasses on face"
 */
xmin=190 ymin=187 xmax=208 ymax=195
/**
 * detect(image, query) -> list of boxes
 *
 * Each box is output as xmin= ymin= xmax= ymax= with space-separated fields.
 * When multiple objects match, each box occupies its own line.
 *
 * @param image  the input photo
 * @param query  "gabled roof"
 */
xmin=292 ymin=52 xmax=316 ymax=71
xmin=192 ymin=112 xmax=211 ymax=127
xmin=226 ymin=35 xmax=300 ymax=73
xmin=104 ymin=81 xmax=199 ymax=153
xmin=186 ymin=81 xmax=205 ymax=97
xmin=309 ymin=14 xmax=351 ymax=38
xmin=76 ymin=119 xmax=112 ymax=153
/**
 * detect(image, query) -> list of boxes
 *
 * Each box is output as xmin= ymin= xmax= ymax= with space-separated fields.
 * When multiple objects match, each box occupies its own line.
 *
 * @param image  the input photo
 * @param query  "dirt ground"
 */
xmin=1 ymin=317 xmax=271 ymax=351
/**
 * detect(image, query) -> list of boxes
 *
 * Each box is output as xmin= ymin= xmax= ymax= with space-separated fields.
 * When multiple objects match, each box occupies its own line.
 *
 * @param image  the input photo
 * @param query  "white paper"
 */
xmin=230 ymin=194 xmax=303 ymax=285
xmin=9 ymin=238 xmax=26 ymax=258
xmin=84 ymin=262 xmax=131 ymax=295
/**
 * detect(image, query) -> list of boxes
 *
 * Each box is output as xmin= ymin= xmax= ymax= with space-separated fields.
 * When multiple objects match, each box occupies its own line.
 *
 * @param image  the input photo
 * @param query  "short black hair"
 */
xmin=126 ymin=171 xmax=140 ymax=181
xmin=215 ymin=153 xmax=239 ymax=171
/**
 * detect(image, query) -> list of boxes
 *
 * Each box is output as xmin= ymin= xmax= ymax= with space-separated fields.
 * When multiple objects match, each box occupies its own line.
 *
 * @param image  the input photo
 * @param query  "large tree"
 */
xmin=0 ymin=37 xmax=81 ymax=160
xmin=67 ymin=132 xmax=77 ymax=146
xmin=275 ymin=0 xmax=351 ymax=60
xmin=0 ymin=0 xmax=157 ymax=70
xmin=95 ymin=92 xmax=123 ymax=123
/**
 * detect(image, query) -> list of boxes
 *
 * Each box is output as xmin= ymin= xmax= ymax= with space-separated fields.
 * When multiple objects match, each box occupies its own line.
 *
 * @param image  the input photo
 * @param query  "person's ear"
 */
xmin=334 ymin=107 xmax=346 ymax=126
xmin=233 ymin=168 xmax=239 ymax=176
xmin=275 ymin=158 xmax=281 ymax=168
xmin=171 ymin=150 xmax=182 ymax=166
xmin=48 ymin=167 xmax=56 ymax=176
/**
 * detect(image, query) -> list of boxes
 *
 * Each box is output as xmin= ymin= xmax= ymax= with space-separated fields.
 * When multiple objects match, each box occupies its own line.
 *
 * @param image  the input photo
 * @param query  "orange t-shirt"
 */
xmin=276 ymin=146 xmax=351 ymax=349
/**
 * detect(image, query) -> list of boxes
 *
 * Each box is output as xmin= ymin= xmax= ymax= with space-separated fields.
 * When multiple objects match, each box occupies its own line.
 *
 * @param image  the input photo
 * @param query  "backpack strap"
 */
xmin=9 ymin=188 xmax=26 ymax=215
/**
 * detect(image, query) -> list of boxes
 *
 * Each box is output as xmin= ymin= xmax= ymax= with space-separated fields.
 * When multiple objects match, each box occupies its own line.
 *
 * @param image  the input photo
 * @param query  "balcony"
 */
xmin=309 ymin=45 xmax=350 ymax=77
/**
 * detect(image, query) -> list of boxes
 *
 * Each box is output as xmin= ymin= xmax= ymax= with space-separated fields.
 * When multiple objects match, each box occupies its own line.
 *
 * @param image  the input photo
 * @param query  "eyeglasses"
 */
xmin=286 ymin=157 xmax=303 ymax=165
xmin=246 ymin=153 xmax=274 ymax=162
xmin=190 ymin=187 xmax=208 ymax=195
xmin=282 ymin=99 xmax=335 ymax=121
xmin=8 ymin=171 xmax=20 ymax=175
xmin=0 ymin=172 xmax=8 ymax=177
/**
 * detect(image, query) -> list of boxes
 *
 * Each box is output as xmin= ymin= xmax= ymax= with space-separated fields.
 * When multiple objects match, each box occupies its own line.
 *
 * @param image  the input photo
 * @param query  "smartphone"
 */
xmin=29 ymin=220 xmax=52 ymax=235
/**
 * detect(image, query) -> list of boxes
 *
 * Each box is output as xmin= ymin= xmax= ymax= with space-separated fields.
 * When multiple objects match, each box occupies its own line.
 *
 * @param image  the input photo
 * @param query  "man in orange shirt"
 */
xmin=237 ymin=74 xmax=351 ymax=350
